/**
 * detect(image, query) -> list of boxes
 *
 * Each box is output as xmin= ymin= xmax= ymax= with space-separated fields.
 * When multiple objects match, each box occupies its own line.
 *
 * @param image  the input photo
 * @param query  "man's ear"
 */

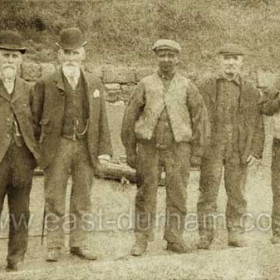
xmin=18 ymin=55 xmax=23 ymax=64
xmin=175 ymin=55 xmax=179 ymax=64
xmin=57 ymin=48 xmax=65 ymax=63
xmin=81 ymin=47 xmax=86 ymax=60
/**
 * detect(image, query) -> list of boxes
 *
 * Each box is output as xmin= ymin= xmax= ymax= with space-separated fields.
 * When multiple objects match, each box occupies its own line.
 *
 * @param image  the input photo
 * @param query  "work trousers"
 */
xmin=135 ymin=141 xmax=191 ymax=244
xmin=197 ymin=145 xmax=248 ymax=241
xmin=44 ymin=137 xmax=93 ymax=249
xmin=271 ymin=138 xmax=280 ymax=237
xmin=0 ymin=142 xmax=35 ymax=265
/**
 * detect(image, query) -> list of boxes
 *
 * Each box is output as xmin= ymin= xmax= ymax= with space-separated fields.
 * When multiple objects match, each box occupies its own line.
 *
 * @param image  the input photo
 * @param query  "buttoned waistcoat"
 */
xmin=32 ymin=69 xmax=113 ymax=169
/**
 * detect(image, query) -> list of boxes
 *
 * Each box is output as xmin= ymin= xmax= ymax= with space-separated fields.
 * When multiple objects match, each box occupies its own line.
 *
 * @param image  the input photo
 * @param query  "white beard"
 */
xmin=62 ymin=64 xmax=81 ymax=80
xmin=1 ymin=65 xmax=17 ymax=81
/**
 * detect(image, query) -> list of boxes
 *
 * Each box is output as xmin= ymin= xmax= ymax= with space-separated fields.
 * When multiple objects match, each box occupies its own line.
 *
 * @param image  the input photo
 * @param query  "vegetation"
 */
xmin=0 ymin=0 xmax=279 ymax=72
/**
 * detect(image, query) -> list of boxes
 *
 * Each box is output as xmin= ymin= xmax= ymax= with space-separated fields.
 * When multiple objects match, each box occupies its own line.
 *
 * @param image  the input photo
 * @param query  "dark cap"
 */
xmin=56 ymin=27 xmax=87 ymax=50
xmin=218 ymin=43 xmax=245 ymax=55
xmin=152 ymin=39 xmax=181 ymax=53
xmin=0 ymin=30 xmax=26 ymax=54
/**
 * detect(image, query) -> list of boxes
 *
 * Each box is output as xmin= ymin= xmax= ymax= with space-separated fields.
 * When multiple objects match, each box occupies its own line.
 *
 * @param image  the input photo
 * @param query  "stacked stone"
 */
xmin=20 ymin=63 xmax=158 ymax=102
xmin=102 ymin=67 xmax=136 ymax=103
xmin=21 ymin=62 xmax=57 ymax=85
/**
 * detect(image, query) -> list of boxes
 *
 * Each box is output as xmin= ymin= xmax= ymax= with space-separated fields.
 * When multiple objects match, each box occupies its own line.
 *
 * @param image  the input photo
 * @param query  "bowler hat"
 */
xmin=152 ymin=39 xmax=181 ymax=54
xmin=218 ymin=43 xmax=245 ymax=55
xmin=56 ymin=27 xmax=87 ymax=50
xmin=0 ymin=30 xmax=26 ymax=54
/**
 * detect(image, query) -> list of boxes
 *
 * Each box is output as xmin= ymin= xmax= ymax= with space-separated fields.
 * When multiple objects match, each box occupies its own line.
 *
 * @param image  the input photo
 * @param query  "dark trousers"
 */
xmin=197 ymin=145 xmax=248 ymax=241
xmin=0 ymin=142 xmax=35 ymax=265
xmin=135 ymin=141 xmax=191 ymax=244
xmin=271 ymin=138 xmax=280 ymax=236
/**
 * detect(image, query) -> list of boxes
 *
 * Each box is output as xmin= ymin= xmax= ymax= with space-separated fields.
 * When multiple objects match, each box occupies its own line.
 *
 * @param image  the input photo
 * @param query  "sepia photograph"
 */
xmin=0 ymin=0 xmax=279 ymax=279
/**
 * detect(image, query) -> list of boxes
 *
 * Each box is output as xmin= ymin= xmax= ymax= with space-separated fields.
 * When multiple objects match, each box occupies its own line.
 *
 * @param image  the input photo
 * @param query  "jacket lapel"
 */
xmin=0 ymin=80 xmax=10 ymax=102
xmin=81 ymin=69 xmax=90 ymax=98
xmin=208 ymin=76 xmax=219 ymax=105
xmin=80 ymin=69 xmax=92 ymax=117
xmin=239 ymin=76 xmax=246 ymax=113
xmin=11 ymin=77 xmax=26 ymax=103
xmin=54 ymin=69 xmax=65 ymax=93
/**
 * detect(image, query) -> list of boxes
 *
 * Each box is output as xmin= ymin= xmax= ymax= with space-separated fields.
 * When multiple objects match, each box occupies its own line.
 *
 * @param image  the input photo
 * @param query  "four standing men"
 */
xmin=197 ymin=44 xmax=264 ymax=249
xmin=121 ymin=39 xmax=209 ymax=256
xmin=0 ymin=29 xmax=269 ymax=271
xmin=0 ymin=31 xmax=39 ymax=271
xmin=32 ymin=28 xmax=112 ymax=262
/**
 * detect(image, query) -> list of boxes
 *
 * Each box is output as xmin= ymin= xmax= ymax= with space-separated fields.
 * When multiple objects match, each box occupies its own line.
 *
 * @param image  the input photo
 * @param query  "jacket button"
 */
xmin=6 ymin=134 xmax=10 ymax=138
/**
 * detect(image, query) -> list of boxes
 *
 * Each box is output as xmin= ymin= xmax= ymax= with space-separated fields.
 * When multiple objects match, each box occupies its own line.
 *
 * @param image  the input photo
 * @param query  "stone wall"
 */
xmin=21 ymin=62 xmax=279 ymax=101
xmin=20 ymin=62 xmax=201 ymax=103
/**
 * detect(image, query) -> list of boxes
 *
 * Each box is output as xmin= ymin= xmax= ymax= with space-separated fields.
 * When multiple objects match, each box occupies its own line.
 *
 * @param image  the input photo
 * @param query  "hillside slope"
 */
xmin=0 ymin=0 xmax=279 ymax=72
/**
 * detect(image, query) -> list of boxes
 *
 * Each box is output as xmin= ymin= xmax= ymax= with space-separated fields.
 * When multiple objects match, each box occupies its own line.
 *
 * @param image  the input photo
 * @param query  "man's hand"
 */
xmin=246 ymin=155 xmax=260 ymax=166
xmin=127 ymin=153 xmax=136 ymax=169
xmin=98 ymin=154 xmax=111 ymax=165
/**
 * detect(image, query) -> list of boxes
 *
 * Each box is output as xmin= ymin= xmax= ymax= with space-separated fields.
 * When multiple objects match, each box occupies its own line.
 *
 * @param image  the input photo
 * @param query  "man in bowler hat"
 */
xmin=0 ymin=30 xmax=39 ymax=271
xmin=197 ymin=43 xmax=264 ymax=249
xmin=122 ymin=39 xmax=209 ymax=256
xmin=32 ymin=27 xmax=112 ymax=261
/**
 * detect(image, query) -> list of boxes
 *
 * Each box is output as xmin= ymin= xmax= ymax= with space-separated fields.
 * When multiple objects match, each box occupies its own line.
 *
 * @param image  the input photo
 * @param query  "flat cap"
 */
xmin=218 ymin=43 xmax=245 ymax=55
xmin=152 ymin=39 xmax=181 ymax=53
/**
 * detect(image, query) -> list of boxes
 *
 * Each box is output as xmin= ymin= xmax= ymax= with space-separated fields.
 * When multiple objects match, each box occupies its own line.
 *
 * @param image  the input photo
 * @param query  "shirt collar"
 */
xmin=218 ymin=72 xmax=241 ymax=85
xmin=157 ymin=69 xmax=176 ymax=81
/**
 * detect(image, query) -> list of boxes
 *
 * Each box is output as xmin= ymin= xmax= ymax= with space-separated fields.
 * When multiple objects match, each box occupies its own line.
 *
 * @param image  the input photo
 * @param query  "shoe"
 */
xmin=6 ymin=262 xmax=18 ymax=272
xmin=228 ymin=233 xmax=247 ymax=247
xmin=131 ymin=240 xmax=148 ymax=256
xmin=197 ymin=237 xmax=212 ymax=249
xmin=271 ymin=235 xmax=280 ymax=245
xmin=70 ymin=247 xmax=97 ymax=260
xmin=166 ymin=242 xmax=188 ymax=254
xmin=46 ymin=248 xmax=61 ymax=262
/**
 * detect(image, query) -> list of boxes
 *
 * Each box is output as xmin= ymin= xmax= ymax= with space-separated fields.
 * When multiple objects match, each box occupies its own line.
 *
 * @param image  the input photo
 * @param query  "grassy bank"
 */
xmin=0 ymin=0 xmax=279 ymax=72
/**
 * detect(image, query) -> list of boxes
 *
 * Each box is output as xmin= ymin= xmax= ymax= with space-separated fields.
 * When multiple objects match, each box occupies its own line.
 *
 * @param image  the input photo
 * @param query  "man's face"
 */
xmin=156 ymin=49 xmax=179 ymax=73
xmin=219 ymin=54 xmax=243 ymax=76
xmin=0 ymin=49 xmax=22 ymax=79
xmin=58 ymin=47 xmax=85 ymax=68
xmin=58 ymin=47 xmax=85 ymax=78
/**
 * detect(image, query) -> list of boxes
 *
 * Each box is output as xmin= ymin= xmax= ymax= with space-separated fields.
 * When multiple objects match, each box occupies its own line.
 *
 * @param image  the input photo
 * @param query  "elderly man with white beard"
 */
xmin=32 ymin=27 xmax=112 ymax=262
xmin=0 ymin=31 xmax=39 ymax=272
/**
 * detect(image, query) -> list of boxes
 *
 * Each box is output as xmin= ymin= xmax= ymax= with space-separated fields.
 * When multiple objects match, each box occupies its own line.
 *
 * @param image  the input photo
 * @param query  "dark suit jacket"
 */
xmin=32 ymin=69 xmax=113 ymax=169
xmin=198 ymin=74 xmax=264 ymax=163
xmin=0 ymin=77 xmax=39 ymax=163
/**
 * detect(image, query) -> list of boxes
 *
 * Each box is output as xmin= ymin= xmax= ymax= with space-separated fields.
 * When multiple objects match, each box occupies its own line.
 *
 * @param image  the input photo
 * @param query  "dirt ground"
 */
xmin=0 ymin=168 xmax=277 ymax=280
xmin=0 ymin=104 xmax=278 ymax=280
